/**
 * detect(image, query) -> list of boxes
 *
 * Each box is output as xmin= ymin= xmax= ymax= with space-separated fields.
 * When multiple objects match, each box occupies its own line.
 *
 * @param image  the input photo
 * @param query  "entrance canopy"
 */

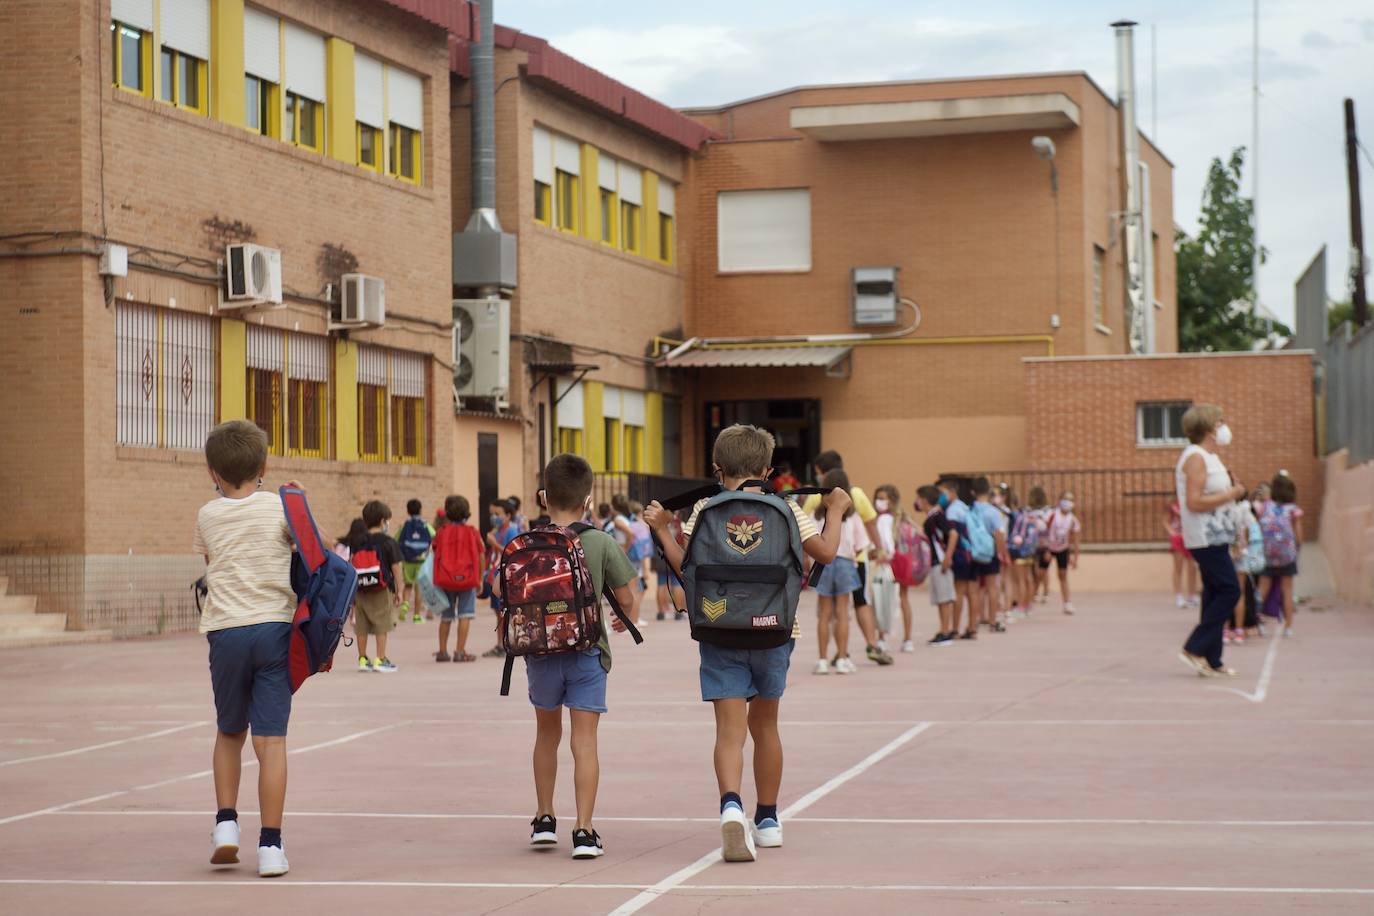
xmin=790 ymin=92 xmax=1080 ymax=141
xmin=660 ymin=344 xmax=851 ymax=376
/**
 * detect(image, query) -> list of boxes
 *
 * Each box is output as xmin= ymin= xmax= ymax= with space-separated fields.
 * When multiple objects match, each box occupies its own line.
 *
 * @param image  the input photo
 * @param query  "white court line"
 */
xmin=607 ymin=721 xmax=934 ymax=916
xmin=0 ymin=879 xmax=1370 ymax=896
xmin=0 ymin=723 xmax=409 ymax=828
xmin=1213 ymin=625 xmax=1283 ymax=703
xmin=49 ymin=810 xmax=1374 ymax=828
xmin=0 ymin=722 xmax=208 ymax=768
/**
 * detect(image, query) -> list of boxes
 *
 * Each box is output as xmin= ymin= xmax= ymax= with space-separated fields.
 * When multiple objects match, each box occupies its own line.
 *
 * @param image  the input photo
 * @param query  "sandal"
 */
xmin=482 ymin=646 xmax=505 ymax=658
xmin=453 ymin=652 xmax=476 ymax=662
xmin=435 ymin=652 xmax=451 ymax=662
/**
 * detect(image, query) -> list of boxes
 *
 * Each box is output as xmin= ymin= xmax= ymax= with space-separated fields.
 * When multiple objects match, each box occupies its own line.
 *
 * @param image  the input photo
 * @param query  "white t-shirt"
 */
xmin=192 ymin=491 xmax=295 ymax=634
xmin=1175 ymin=444 xmax=1236 ymax=549
xmin=875 ymin=513 xmax=896 ymax=560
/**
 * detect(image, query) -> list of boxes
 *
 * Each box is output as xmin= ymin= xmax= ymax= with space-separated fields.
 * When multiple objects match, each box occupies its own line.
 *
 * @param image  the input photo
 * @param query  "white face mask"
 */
xmin=1215 ymin=423 xmax=1233 ymax=447
xmin=874 ymin=499 xmax=890 ymax=512
xmin=1060 ymin=499 xmax=1074 ymax=512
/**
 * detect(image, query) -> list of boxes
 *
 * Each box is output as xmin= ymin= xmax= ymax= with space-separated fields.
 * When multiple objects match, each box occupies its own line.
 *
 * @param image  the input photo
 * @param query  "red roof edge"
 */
xmin=379 ymin=0 xmax=474 ymax=38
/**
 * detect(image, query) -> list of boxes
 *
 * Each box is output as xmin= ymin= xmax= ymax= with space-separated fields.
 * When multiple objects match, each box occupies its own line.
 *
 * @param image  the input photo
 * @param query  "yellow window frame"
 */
xmin=620 ymin=201 xmax=642 ymax=255
xmin=603 ymin=417 xmax=622 ymax=471
xmin=246 ymin=367 xmax=284 ymax=456
xmin=555 ymin=170 xmax=579 ymax=233
xmin=111 ymin=21 xmax=152 ymax=97
xmin=245 ymin=75 xmax=280 ymax=138
xmin=600 ymin=188 xmax=618 ymax=246
xmin=623 ymin=424 xmax=645 ymax=472
xmin=390 ymin=395 xmax=426 ymax=464
xmin=388 ymin=123 xmax=422 ymax=184
xmin=557 ymin=427 xmax=583 ymax=456
xmin=657 ymin=213 xmax=675 ymax=265
xmin=534 ymin=180 xmax=552 ymax=225
xmin=357 ymin=123 xmax=382 ymax=172
xmin=286 ymin=92 xmax=324 ymax=152
xmin=286 ymin=378 xmax=328 ymax=458
xmin=357 ymin=383 xmax=387 ymax=462
xmin=160 ymin=47 xmax=208 ymax=115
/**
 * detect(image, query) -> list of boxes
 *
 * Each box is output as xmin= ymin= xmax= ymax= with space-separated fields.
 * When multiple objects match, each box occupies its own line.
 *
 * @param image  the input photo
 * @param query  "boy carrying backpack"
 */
xmin=397 ymin=499 xmax=434 ymax=624
xmin=430 ymin=495 xmax=485 ymax=662
xmin=645 ymin=424 xmax=848 ymax=863
xmin=498 ymin=454 xmax=640 ymax=860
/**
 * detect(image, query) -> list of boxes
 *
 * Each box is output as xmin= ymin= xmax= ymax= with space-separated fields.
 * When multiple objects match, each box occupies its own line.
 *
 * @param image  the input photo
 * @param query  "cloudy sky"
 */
xmin=500 ymin=0 xmax=1373 ymax=327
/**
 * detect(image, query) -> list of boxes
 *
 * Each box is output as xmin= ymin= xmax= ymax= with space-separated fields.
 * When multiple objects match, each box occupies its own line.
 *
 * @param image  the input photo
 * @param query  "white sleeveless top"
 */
xmin=1174 ymin=444 xmax=1236 ymax=549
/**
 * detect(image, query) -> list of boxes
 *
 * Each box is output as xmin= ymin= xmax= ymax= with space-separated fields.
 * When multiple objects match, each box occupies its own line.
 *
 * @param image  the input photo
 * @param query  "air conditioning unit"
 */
xmin=339 ymin=273 xmax=386 ymax=327
xmin=453 ymin=297 xmax=510 ymax=406
xmin=223 ymin=243 xmax=283 ymax=307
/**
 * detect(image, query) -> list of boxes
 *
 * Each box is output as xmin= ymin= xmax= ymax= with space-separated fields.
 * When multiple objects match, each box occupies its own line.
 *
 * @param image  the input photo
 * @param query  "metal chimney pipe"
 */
xmin=1113 ymin=19 xmax=1147 ymax=353
xmin=471 ymin=0 xmax=497 ymax=215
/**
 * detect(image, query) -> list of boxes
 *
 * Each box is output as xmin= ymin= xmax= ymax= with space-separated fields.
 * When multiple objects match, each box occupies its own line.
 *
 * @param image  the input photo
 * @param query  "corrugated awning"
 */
xmin=661 ymin=345 xmax=852 ymax=371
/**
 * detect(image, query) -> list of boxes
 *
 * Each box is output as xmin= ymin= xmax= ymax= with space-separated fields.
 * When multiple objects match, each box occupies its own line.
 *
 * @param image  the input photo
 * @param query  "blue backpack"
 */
xmin=1009 ymin=510 xmax=1040 ymax=559
xmin=281 ymin=487 xmax=359 ymax=693
xmin=398 ymin=516 xmax=433 ymax=563
xmin=963 ymin=504 xmax=996 ymax=564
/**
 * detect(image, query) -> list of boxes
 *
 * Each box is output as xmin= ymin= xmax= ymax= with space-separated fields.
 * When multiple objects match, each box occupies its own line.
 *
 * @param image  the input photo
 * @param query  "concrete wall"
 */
xmin=1320 ymin=450 xmax=1374 ymax=606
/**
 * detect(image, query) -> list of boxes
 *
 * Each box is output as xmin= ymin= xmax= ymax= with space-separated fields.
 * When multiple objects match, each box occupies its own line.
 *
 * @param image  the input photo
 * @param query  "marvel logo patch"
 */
xmin=751 ymin=614 xmax=780 ymax=628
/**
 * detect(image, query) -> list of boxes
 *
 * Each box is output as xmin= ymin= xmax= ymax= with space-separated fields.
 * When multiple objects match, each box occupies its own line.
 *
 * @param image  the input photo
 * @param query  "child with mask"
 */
xmin=1043 ymin=492 xmax=1081 ymax=614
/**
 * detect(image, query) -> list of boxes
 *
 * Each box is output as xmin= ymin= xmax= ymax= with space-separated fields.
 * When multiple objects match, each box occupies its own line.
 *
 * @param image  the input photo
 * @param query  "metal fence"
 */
xmin=1325 ymin=322 xmax=1374 ymax=465
xmin=592 ymin=472 xmax=715 ymax=511
xmin=939 ymin=468 xmax=1176 ymax=546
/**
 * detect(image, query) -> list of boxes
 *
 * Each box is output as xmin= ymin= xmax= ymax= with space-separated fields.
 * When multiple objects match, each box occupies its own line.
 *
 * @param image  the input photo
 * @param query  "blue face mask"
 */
xmin=937 ymin=492 xmax=950 ymax=508
xmin=489 ymin=514 xmax=502 ymax=528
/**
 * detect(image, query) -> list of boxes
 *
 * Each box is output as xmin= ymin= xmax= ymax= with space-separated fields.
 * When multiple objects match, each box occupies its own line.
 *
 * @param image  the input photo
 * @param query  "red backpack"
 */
xmin=497 ymin=523 xmax=641 ymax=695
xmin=432 ymin=524 xmax=483 ymax=592
xmin=350 ymin=541 xmax=386 ymax=593
xmin=891 ymin=518 xmax=932 ymax=587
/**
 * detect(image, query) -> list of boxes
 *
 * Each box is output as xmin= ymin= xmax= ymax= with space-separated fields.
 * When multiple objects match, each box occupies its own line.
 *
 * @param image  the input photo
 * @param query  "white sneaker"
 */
xmin=636 ymin=619 xmax=648 ymax=627
xmin=210 ymin=820 xmax=240 ymax=865
xmin=900 ymin=640 xmax=915 ymax=653
xmin=812 ymin=658 xmax=830 ymax=675
xmin=1284 ymin=628 xmax=1294 ymax=638
xmin=1175 ymin=594 xmax=1187 ymax=608
xmin=1063 ymin=602 xmax=1075 ymax=615
xmin=875 ymin=638 xmax=888 ymax=652
xmin=750 ymin=817 xmax=783 ymax=848
xmin=1009 ymin=607 xmax=1026 ymax=619
xmin=257 ymin=844 xmax=289 ymax=878
xmin=720 ymin=806 xmax=756 ymax=862
xmin=834 ymin=657 xmax=857 ymax=675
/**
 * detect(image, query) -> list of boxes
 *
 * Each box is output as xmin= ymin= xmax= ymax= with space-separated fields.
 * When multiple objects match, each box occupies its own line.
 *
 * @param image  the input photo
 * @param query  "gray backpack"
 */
xmin=678 ymin=486 xmax=824 ymax=650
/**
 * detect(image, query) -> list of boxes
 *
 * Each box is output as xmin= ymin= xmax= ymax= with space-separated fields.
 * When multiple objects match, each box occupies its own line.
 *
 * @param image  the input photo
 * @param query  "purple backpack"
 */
xmin=1260 ymin=503 xmax=1298 ymax=568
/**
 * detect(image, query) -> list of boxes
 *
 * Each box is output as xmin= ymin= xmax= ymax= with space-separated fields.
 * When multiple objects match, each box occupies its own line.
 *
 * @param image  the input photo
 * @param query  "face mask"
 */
xmin=1060 ymin=500 xmax=1074 ymax=512
xmin=874 ymin=499 xmax=890 ymax=513
xmin=489 ymin=514 xmax=501 ymax=528
xmin=381 ymin=521 xmax=390 ymax=534
xmin=1215 ymin=423 xmax=1233 ymax=446
xmin=937 ymin=492 xmax=950 ymax=508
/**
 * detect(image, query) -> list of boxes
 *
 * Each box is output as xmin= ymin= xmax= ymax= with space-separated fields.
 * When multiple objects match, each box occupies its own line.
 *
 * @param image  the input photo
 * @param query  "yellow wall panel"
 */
xmin=645 ymin=391 xmax=663 ymax=473
xmin=583 ymin=380 xmax=605 ymax=471
xmin=643 ymin=172 xmax=660 ymax=265
xmin=334 ymin=338 xmax=359 ymax=461
xmin=325 ymin=38 xmax=356 ymax=164
xmin=219 ymin=317 xmax=246 ymax=420
xmin=210 ymin=0 xmax=245 ymax=127
xmin=579 ymin=144 xmax=600 ymax=242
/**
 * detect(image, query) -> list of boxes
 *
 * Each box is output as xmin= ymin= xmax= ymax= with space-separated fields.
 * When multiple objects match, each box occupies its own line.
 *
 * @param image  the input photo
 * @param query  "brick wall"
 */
xmin=1024 ymin=352 xmax=1323 ymax=533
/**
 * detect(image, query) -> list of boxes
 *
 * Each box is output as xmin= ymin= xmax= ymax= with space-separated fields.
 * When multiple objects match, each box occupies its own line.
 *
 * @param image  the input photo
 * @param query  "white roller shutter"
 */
xmin=283 ymin=22 xmax=325 ymax=101
xmin=618 ymin=163 xmax=642 ymax=205
xmin=598 ymin=153 xmax=617 ymax=191
xmin=387 ymin=66 xmax=423 ymax=130
xmin=553 ymin=135 xmax=580 ymax=175
xmin=555 ymin=379 xmax=583 ymax=429
xmin=717 ymin=188 xmax=812 ymax=273
xmin=243 ymin=6 xmax=280 ymax=83
xmin=286 ymin=333 xmax=329 ymax=382
xmin=112 ymin=0 xmax=154 ymax=30
xmin=532 ymin=126 xmax=553 ymax=184
xmin=601 ymin=386 xmax=621 ymax=420
xmin=658 ymin=181 xmax=675 ymax=216
xmin=354 ymin=53 xmax=384 ymax=127
xmin=391 ymin=350 xmax=426 ymax=398
xmin=161 ymin=0 xmax=209 ymax=59
xmin=622 ymin=390 xmax=646 ymax=427
xmin=246 ymin=325 xmax=284 ymax=371
xmin=357 ymin=344 xmax=387 ymax=386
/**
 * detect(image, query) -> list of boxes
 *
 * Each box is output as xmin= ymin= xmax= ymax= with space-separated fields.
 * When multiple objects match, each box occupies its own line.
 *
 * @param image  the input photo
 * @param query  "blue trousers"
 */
xmin=1185 ymin=545 xmax=1241 ymax=668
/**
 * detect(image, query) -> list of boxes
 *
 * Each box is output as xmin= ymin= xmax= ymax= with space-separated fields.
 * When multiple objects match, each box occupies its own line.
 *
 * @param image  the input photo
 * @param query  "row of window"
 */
xmin=532 ymin=127 xmax=676 ymax=264
xmin=110 ymin=1 xmax=422 ymax=183
xmin=553 ymin=381 xmax=651 ymax=473
xmin=115 ymin=304 xmax=429 ymax=464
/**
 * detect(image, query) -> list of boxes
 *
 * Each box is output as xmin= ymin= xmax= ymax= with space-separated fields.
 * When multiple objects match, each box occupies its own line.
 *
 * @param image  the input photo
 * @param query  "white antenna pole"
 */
xmin=1252 ymin=0 xmax=1260 ymax=310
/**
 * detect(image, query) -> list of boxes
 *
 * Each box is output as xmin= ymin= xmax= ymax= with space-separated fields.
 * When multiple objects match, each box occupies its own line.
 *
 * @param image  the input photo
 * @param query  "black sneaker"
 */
xmin=530 ymin=814 xmax=557 ymax=846
xmin=656 ymin=611 xmax=666 ymax=621
xmin=674 ymin=611 xmax=688 ymax=621
xmin=926 ymin=632 xmax=946 ymax=646
xmin=571 ymin=828 xmax=604 ymax=859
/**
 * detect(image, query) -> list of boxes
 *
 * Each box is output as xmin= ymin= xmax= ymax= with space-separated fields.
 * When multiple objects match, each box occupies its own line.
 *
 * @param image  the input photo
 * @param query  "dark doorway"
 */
xmin=704 ymin=399 xmax=821 ymax=482
xmin=477 ymin=432 xmax=498 ymax=536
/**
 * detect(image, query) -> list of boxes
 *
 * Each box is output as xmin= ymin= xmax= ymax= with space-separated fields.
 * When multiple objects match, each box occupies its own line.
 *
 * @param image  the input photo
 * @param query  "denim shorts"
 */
xmin=815 ymin=557 xmax=860 ymax=597
xmin=526 ymin=649 xmax=607 ymax=714
xmin=698 ymin=640 xmax=793 ymax=702
xmin=443 ymin=588 xmax=476 ymax=621
xmin=206 ymin=622 xmax=292 ymax=737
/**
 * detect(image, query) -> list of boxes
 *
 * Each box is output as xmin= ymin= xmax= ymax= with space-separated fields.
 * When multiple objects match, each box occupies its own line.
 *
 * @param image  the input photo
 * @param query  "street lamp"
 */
xmin=1032 ymin=135 xmax=1062 ymax=328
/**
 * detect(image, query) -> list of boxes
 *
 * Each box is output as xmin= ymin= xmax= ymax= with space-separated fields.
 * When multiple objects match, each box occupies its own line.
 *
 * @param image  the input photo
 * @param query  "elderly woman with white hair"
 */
xmin=1175 ymin=404 xmax=1247 ymax=677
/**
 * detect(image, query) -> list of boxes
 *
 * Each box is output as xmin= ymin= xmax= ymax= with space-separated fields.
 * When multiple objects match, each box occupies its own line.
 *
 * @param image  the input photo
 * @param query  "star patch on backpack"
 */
xmin=725 ymin=515 xmax=764 ymax=555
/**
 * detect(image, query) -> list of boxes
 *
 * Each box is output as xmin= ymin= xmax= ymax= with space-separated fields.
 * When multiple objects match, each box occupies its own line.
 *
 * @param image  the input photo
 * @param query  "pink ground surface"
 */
xmin=0 ymin=591 xmax=1371 ymax=915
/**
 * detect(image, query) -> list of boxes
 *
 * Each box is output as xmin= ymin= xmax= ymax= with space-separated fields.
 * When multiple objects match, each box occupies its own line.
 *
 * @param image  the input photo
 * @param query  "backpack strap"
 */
xmin=280 ymin=487 xmax=327 ymax=573
xmin=568 ymin=522 xmax=643 ymax=645
xmin=500 ymin=654 xmax=515 ymax=697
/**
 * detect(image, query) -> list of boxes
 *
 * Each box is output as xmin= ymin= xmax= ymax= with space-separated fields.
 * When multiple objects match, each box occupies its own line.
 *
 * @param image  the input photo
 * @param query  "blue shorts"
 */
xmin=973 ymin=557 xmax=1001 ymax=578
xmin=526 ymin=650 xmax=607 ymax=714
xmin=815 ymin=557 xmax=860 ymax=597
xmin=657 ymin=569 xmax=681 ymax=587
xmin=698 ymin=640 xmax=793 ymax=702
xmin=443 ymin=588 xmax=476 ymax=621
xmin=206 ymin=622 xmax=292 ymax=737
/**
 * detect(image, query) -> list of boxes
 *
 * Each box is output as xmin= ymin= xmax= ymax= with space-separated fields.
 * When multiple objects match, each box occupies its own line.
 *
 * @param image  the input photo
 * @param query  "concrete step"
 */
xmin=0 ymin=630 xmax=113 ymax=650
xmin=0 ymin=614 xmax=66 ymax=633
xmin=0 ymin=595 xmax=37 ymax=614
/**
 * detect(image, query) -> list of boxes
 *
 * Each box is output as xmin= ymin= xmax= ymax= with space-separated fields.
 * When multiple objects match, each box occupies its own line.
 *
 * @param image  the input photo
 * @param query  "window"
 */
xmin=717 ymin=189 xmax=812 ymax=272
xmin=619 ymin=162 xmax=643 ymax=255
xmin=1137 ymin=401 xmax=1191 ymax=447
xmin=357 ymin=344 xmax=429 ymax=464
xmin=358 ymin=383 xmax=386 ymax=461
xmin=158 ymin=0 xmax=208 ymax=114
xmin=244 ymin=75 xmax=279 ymax=136
xmin=620 ymin=201 xmax=641 ymax=254
xmin=286 ymin=93 xmax=322 ymax=151
xmin=357 ymin=123 xmax=381 ymax=171
xmin=598 ymin=152 xmax=618 ymax=245
xmin=389 ymin=123 xmax=421 ymax=183
xmin=600 ymin=188 xmax=617 ymax=244
xmin=557 ymin=428 xmax=583 ymax=455
xmin=603 ymin=417 xmax=621 ymax=471
xmin=554 ymin=377 xmax=584 ymax=457
xmin=534 ymin=180 xmax=551 ymax=224
xmin=534 ymin=126 xmax=554 ymax=224
xmin=160 ymin=48 xmax=206 ymax=113
xmin=657 ymin=181 xmax=676 ymax=264
xmin=623 ymin=424 xmax=645 ymax=472
xmin=283 ymin=21 xmax=325 ymax=151
xmin=555 ymin=170 xmax=579 ymax=232
xmin=246 ymin=327 xmax=332 ymax=458
xmin=389 ymin=350 xmax=427 ymax=464
xmin=115 ymin=304 xmax=216 ymax=449
xmin=1092 ymin=245 xmax=1105 ymax=327
xmin=111 ymin=22 xmax=150 ymax=95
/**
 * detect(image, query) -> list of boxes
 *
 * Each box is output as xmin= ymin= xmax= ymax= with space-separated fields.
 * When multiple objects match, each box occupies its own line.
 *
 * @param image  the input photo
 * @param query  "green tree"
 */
xmin=1328 ymin=299 xmax=1353 ymax=334
xmin=1176 ymin=147 xmax=1291 ymax=351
